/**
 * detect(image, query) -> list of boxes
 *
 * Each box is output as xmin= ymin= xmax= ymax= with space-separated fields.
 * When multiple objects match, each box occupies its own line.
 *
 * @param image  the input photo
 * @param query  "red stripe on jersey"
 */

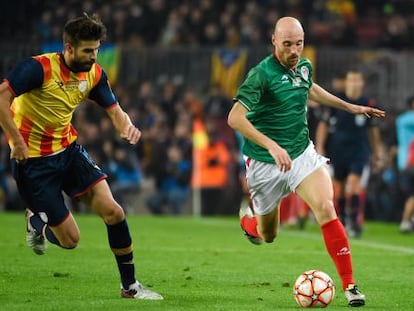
xmin=19 ymin=116 xmax=34 ymax=146
xmin=93 ymin=64 xmax=102 ymax=87
xmin=70 ymin=124 xmax=78 ymax=137
xmin=60 ymin=125 xmax=70 ymax=147
xmin=78 ymin=71 xmax=86 ymax=80
xmin=34 ymin=56 xmax=52 ymax=83
xmin=40 ymin=126 xmax=55 ymax=156
xmin=60 ymin=124 xmax=77 ymax=147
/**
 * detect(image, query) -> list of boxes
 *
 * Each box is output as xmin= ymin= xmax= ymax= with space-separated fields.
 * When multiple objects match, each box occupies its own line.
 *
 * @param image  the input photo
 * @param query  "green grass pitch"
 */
xmin=0 ymin=212 xmax=413 ymax=310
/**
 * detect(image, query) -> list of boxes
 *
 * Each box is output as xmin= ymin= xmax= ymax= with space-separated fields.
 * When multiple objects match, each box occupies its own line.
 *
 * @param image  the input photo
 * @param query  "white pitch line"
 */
xmin=283 ymin=230 xmax=414 ymax=255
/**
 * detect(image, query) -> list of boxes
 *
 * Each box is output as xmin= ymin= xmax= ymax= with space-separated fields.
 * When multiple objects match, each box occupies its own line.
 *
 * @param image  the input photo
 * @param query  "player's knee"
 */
xmin=101 ymin=204 xmax=125 ymax=225
xmin=314 ymin=199 xmax=337 ymax=224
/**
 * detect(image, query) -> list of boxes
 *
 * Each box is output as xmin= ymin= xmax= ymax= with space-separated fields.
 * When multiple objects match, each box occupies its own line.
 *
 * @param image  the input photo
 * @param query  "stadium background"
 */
xmin=0 ymin=0 xmax=412 ymax=222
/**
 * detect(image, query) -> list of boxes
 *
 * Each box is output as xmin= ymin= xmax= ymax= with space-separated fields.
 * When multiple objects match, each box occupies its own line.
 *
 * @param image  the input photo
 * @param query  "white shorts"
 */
xmin=244 ymin=142 xmax=329 ymax=216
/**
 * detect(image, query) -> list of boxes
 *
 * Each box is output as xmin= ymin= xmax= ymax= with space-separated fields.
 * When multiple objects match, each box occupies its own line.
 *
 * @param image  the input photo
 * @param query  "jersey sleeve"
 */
xmin=5 ymin=57 xmax=43 ymax=96
xmin=88 ymin=69 xmax=119 ymax=109
xmin=234 ymin=67 xmax=267 ymax=111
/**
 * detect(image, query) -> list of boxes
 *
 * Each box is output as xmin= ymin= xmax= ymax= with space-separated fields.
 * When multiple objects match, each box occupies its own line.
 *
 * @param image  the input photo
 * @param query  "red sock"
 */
xmin=240 ymin=215 xmax=260 ymax=238
xmin=321 ymin=218 xmax=355 ymax=290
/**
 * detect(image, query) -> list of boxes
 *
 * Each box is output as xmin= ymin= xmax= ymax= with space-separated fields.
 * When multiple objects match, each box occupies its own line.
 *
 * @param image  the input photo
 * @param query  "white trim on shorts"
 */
xmin=244 ymin=142 xmax=330 ymax=216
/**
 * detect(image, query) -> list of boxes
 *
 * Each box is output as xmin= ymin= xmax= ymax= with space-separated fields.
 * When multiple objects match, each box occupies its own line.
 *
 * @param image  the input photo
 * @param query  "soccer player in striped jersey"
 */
xmin=228 ymin=17 xmax=385 ymax=307
xmin=0 ymin=13 xmax=162 ymax=300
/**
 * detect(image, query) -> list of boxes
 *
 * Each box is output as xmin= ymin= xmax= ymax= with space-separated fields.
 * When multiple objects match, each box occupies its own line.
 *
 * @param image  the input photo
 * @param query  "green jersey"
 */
xmin=235 ymin=54 xmax=313 ymax=162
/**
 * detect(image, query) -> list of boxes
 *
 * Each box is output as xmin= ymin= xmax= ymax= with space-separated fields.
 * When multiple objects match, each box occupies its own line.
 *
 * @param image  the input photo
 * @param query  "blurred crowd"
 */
xmin=1 ymin=1 xmax=414 ymax=229
xmin=2 ymin=0 xmax=414 ymax=50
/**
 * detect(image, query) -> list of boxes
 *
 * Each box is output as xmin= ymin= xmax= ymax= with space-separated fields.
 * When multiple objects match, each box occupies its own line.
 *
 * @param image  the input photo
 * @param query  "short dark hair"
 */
xmin=63 ymin=13 xmax=107 ymax=46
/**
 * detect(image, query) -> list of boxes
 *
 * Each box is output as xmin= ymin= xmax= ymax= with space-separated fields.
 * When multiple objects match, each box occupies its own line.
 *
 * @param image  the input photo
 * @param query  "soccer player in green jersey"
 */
xmin=228 ymin=17 xmax=385 ymax=307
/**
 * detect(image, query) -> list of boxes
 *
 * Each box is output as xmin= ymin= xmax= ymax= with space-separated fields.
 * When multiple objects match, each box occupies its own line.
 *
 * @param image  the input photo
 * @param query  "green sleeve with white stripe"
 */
xmin=235 ymin=67 xmax=268 ymax=111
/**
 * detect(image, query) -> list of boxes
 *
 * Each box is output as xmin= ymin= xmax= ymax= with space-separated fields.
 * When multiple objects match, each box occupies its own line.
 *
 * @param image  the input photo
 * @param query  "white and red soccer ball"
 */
xmin=293 ymin=270 xmax=335 ymax=308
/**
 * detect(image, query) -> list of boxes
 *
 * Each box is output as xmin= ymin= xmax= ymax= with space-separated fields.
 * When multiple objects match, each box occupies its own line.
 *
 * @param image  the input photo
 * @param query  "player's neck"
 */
xmin=273 ymin=51 xmax=297 ymax=72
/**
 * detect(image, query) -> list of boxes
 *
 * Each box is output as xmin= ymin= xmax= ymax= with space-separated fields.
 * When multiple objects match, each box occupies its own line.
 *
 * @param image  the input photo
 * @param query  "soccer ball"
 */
xmin=293 ymin=270 xmax=335 ymax=308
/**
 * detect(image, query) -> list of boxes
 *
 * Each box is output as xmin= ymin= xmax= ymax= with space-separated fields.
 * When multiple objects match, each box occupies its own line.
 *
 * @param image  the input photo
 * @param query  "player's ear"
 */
xmin=64 ymin=42 xmax=74 ymax=54
xmin=271 ymin=33 xmax=277 ymax=47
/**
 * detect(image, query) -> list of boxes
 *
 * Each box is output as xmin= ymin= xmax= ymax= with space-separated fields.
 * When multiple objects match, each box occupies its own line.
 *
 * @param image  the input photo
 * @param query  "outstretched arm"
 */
xmin=309 ymin=83 xmax=385 ymax=118
xmin=368 ymin=126 xmax=384 ymax=171
xmin=105 ymin=105 xmax=141 ymax=144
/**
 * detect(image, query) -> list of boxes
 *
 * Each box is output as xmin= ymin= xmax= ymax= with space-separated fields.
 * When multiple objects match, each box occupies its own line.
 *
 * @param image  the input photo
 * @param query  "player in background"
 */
xmin=0 ymin=14 xmax=163 ymax=300
xmin=228 ymin=17 xmax=385 ymax=307
xmin=315 ymin=69 xmax=384 ymax=237
xmin=396 ymin=96 xmax=414 ymax=233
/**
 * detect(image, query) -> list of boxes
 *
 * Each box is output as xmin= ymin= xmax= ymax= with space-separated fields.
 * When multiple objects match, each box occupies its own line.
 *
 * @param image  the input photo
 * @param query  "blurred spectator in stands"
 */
xmin=161 ymin=9 xmax=183 ymax=46
xmin=34 ymin=11 xmax=53 ymax=43
xmin=204 ymin=83 xmax=235 ymax=148
xmin=103 ymin=141 xmax=142 ymax=211
xmin=396 ymin=96 xmax=414 ymax=233
xmin=147 ymin=144 xmax=191 ymax=215
xmin=141 ymin=0 xmax=168 ymax=44
xmin=204 ymin=83 xmax=233 ymax=120
xmin=159 ymin=80 xmax=180 ymax=129
xmin=171 ymin=120 xmax=193 ymax=162
xmin=382 ymin=13 xmax=410 ymax=50
xmin=186 ymin=7 xmax=204 ymax=46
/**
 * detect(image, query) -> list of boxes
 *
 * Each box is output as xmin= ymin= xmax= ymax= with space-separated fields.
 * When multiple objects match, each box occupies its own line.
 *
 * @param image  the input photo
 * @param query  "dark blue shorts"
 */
xmin=330 ymin=155 xmax=368 ymax=181
xmin=12 ymin=142 xmax=107 ymax=226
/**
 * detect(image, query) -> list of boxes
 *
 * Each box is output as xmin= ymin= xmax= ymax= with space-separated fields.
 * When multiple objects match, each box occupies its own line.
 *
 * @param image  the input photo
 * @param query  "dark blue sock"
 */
xmin=106 ymin=219 xmax=136 ymax=289
xmin=350 ymin=194 xmax=360 ymax=225
xmin=337 ymin=197 xmax=347 ymax=226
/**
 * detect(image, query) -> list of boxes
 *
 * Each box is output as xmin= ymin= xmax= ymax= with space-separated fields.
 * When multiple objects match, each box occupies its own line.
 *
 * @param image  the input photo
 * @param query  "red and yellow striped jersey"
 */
xmin=6 ymin=52 xmax=117 ymax=157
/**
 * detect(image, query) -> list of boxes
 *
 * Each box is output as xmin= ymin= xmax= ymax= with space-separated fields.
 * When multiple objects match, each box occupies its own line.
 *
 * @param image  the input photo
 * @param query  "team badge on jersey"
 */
xmin=300 ymin=66 xmax=309 ymax=81
xmin=78 ymin=80 xmax=88 ymax=93
xmin=355 ymin=114 xmax=366 ymax=126
xmin=292 ymin=77 xmax=301 ymax=87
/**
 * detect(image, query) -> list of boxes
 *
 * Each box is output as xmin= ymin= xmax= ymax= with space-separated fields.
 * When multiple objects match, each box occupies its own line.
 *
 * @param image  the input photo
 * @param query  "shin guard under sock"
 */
xmin=106 ymin=219 xmax=136 ymax=289
xmin=321 ymin=218 xmax=355 ymax=290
